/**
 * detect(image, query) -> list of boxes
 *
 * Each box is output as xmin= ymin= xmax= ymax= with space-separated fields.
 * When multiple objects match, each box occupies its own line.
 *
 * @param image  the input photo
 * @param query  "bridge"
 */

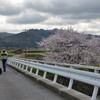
xmin=0 ymin=57 xmax=100 ymax=100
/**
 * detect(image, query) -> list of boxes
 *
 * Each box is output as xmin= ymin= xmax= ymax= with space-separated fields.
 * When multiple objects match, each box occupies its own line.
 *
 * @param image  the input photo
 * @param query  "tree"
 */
xmin=38 ymin=28 xmax=100 ymax=66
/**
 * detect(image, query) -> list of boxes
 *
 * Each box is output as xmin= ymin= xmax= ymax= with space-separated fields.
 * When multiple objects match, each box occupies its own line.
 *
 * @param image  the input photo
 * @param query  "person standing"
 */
xmin=1 ymin=50 xmax=8 ymax=72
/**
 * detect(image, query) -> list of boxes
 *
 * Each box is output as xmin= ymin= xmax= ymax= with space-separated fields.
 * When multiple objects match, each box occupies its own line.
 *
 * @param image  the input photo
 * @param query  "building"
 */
xmin=14 ymin=49 xmax=22 ymax=54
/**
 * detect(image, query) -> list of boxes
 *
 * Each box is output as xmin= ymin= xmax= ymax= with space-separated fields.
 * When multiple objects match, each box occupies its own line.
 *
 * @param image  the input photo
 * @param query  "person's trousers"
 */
xmin=2 ymin=60 xmax=7 ymax=72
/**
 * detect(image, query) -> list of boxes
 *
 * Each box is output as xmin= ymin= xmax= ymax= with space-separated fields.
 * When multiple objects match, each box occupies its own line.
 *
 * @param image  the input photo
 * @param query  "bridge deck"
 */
xmin=0 ymin=62 xmax=66 ymax=100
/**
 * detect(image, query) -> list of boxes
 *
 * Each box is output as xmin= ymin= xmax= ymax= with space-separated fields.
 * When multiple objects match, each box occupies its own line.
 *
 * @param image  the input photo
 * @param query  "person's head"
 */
xmin=2 ymin=50 xmax=6 ymax=54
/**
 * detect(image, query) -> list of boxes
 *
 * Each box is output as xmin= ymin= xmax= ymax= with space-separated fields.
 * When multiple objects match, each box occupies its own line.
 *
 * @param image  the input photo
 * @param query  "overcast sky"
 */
xmin=0 ymin=0 xmax=100 ymax=35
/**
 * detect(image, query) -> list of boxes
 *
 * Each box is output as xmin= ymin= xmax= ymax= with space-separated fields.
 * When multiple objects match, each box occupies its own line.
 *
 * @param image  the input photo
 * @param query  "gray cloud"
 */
xmin=62 ymin=13 xmax=100 ymax=20
xmin=25 ymin=0 xmax=100 ymax=21
xmin=0 ymin=0 xmax=100 ymax=35
xmin=86 ymin=31 xmax=100 ymax=35
xmin=0 ymin=0 xmax=23 ymax=16
xmin=7 ymin=13 xmax=48 ymax=24
xmin=1 ymin=0 xmax=100 ymax=24
xmin=90 ymin=24 xmax=100 ymax=29
xmin=44 ymin=19 xmax=81 ymax=26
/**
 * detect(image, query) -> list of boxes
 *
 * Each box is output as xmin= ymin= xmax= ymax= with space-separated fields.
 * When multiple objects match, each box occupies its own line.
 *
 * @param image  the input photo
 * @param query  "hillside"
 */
xmin=0 ymin=32 xmax=13 ymax=38
xmin=0 ymin=29 xmax=100 ymax=49
xmin=0 ymin=29 xmax=57 ymax=48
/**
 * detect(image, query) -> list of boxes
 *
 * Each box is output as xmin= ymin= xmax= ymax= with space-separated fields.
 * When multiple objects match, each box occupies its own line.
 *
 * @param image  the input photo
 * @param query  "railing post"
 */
xmin=17 ymin=63 xmax=19 ymax=67
xmin=10 ymin=61 xmax=12 ymax=65
xmin=43 ymin=71 xmax=47 ymax=79
xmin=13 ymin=62 xmax=15 ymax=66
xmin=22 ymin=65 xmax=24 ymax=69
xmin=16 ymin=63 xmax=18 ymax=67
xmin=11 ymin=61 xmax=12 ymax=65
xmin=12 ymin=61 xmax=13 ymax=66
xmin=36 ymin=69 xmax=39 ymax=75
xmin=15 ymin=62 xmax=17 ymax=67
xmin=25 ymin=66 xmax=28 ymax=71
xmin=9 ymin=61 xmax=11 ymax=65
xmin=91 ymin=69 xmax=99 ymax=100
xmin=68 ymin=65 xmax=74 ymax=90
xmin=91 ymin=86 xmax=99 ymax=100
xmin=12 ymin=61 xmax=14 ymax=66
xmin=53 ymin=74 xmax=58 ymax=83
xmin=30 ymin=67 xmax=33 ymax=73
xmin=67 ymin=79 xmax=74 ymax=90
xmin=94 ymin=69 xmax=99 ymax=73
xmin=19 ymin=64 xmax=21 ymax=68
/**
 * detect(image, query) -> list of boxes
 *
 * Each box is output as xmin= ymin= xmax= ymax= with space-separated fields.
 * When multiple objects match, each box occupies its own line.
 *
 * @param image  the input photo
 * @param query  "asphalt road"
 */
xmin=0 ymin=62 xmax=66 ymax=100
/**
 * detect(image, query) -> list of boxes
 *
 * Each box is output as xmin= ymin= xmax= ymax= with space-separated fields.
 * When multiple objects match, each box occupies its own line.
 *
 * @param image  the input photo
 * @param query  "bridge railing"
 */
xmin=21 ymin=58 xmax=100 ymax=72
xmin=7 ymin=57 xmax=100 ymax=100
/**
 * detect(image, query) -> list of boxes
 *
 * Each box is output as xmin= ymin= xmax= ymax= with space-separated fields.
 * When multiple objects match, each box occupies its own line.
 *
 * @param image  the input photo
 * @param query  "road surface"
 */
xmin=0 ymin=62 xmax=66 ymax=100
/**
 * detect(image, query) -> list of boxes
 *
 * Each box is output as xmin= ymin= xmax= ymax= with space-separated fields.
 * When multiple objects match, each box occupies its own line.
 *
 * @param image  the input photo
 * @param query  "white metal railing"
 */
xmin=7 ymin=57 xmax=100 ymax=100
xmin=20 ymin=58 xmax=100 ymax=72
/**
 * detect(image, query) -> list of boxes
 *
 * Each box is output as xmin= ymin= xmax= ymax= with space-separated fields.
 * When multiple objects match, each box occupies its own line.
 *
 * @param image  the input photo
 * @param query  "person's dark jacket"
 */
xmin=1 ymin=54 xmax=8 ymax=61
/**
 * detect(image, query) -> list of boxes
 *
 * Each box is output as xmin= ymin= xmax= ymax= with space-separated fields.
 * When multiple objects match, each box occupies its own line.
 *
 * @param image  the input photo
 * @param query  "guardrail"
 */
xmin=21 ymin=58 xmax=100 ymax=72
xmin=7 ymin=58 xmax=100 ymax=100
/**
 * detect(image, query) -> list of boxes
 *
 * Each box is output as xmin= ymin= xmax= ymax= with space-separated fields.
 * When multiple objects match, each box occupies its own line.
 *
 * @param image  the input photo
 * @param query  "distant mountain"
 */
xmin=0 ymin=29 xmax=57 ymax=48
xmin=0 ymin=29 xmax=99 ymax=49
xmin=86 ymin=34 xmax=100 ymax=39
xmin=0 ymin=32 xmax=13 ymax=38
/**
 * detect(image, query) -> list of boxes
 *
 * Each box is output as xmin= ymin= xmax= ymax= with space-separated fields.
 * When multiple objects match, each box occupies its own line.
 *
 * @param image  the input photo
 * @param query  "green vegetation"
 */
xmin=8 ymin=53 xmax=15 ymax=57
xmin=0 ymin=29 xmax=57 ymax=48
xmin=20 ymin=51 xmax=48 ymax=60
xmin=23 ymin=50 xmax=48 ymax=53
xmin=25 ymin=53 xmax=45 ymax=55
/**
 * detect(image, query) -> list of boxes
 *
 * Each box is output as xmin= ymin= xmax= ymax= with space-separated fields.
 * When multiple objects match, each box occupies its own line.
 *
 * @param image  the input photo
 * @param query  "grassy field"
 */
xmin=20 ymin=52 xmax=47 ymax=60
xmin=8 ymin=53 xmax=15 ymax=57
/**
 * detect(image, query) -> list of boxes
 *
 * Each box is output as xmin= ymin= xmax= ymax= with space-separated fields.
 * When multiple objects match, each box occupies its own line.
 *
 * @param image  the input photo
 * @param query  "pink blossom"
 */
xmin=38 ymin=28 xmax=100 ymax=66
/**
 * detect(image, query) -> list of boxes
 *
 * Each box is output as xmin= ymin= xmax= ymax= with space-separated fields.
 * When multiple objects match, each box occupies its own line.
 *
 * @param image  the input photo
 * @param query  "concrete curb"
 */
xmin=8 ymin=65 xmax=91 ymax=100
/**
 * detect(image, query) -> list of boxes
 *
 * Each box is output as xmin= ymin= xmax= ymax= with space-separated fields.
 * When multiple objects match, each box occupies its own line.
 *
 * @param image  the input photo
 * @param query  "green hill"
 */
xmin=0 ymin=29 xmax=100 ymax=49
xmin=0 ymin=29 xmax=57 ymax=49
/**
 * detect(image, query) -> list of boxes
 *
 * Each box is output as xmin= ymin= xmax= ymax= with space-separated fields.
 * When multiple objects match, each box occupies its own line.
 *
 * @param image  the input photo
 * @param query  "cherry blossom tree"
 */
xmin=38 ymin=28 xmax=100 ymax=66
